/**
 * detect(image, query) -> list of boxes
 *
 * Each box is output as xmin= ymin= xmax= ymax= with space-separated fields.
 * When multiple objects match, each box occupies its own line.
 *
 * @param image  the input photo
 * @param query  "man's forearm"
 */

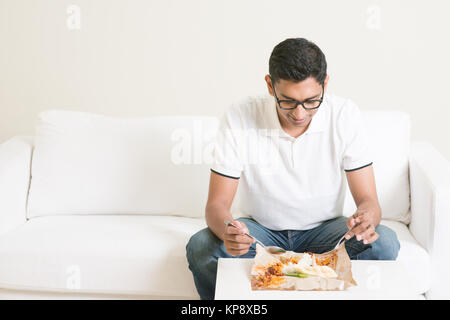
xmin=205 ymin=203 xmax=234 ymax=241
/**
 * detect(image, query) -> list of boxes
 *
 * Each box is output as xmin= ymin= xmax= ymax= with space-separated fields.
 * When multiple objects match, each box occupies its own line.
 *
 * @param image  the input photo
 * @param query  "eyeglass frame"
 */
xmin=270 ymin=75 xmax=325 ymax=111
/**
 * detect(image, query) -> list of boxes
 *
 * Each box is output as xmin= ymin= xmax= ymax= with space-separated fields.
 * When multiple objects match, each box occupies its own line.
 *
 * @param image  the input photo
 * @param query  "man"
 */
xmin=186 ymin=38 xmax=400 ymax=300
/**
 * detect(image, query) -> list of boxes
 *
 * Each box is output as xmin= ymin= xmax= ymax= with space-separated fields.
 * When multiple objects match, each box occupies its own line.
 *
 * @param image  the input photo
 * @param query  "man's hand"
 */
xmin=223 ymin=220 xmax=255 ymax=256
xmin=345 ymin=209 xmax=381 ymax=245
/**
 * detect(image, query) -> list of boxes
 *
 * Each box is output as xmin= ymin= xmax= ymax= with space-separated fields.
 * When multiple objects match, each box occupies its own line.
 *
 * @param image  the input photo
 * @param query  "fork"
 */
xmin=322 ymin=225 xmax=357 ymax=255
xmin=224 ymin=220 xmax=286 ymax=254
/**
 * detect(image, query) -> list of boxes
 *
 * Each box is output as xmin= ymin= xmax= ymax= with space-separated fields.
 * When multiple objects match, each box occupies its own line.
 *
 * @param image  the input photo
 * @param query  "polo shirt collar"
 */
xmin=263 ymin=93 xmax=329 ymax=137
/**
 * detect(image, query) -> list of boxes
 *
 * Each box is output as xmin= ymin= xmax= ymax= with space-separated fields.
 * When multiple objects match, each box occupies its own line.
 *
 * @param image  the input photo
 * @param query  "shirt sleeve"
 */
xmin=341 ymin=100 xmax=373 ymax=172
xmin=210 ymin=105 xmax=244 ymax=179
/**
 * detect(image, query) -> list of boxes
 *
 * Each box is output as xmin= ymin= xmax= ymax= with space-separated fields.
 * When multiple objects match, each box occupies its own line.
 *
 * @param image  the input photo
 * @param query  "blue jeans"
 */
xmin=186 ymin=216 xmax=400 ymax=300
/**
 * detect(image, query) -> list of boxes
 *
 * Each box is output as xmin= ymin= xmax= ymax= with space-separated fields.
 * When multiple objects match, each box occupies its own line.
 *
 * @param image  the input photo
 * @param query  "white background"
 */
xmin=1 ymin=0 xmax=449 ymax=160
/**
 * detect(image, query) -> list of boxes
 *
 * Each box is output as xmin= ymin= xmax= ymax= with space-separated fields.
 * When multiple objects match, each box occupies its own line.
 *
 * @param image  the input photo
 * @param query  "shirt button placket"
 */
xmin=292 ymin=135 xmax=306 ymax=169
xmin=291 ymin=141 xmax=295 ymax=168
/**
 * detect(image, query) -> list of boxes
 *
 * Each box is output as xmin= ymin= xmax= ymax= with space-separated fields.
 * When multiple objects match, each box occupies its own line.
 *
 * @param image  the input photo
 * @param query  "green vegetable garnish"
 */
xmin=284 ymin=272 xmax=309 ymax=278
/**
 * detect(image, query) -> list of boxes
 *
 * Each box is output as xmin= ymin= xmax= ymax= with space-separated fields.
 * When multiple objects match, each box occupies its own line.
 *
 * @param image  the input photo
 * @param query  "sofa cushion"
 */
xmin=343 ymin=110 xmax=411 ymax=224
xmin=0 ymin=215 xmax=206 ymax=297
xmin=0 ymin=215 xmax=430 ymax=297
xmin=380 ymin=219 xmax=431 ymax=295
xmin=27 ymin=110 xmax=218 ymax=219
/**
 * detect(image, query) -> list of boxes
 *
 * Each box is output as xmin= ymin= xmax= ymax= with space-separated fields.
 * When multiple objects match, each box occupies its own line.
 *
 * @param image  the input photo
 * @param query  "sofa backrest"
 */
xmin=342 ymin=110 xmax=411 ymax=224
xmin=27 ymin=108 xmax=411 ymax=223
xmin=27 ymin=110 xmax=219 ymax=219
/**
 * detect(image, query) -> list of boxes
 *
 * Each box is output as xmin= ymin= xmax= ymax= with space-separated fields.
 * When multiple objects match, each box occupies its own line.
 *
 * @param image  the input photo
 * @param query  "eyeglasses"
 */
xmin=271 ymin=77 xmax=325 ymax=111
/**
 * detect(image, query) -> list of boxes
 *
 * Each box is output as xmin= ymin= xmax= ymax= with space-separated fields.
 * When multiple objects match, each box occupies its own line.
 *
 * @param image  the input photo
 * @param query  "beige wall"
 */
xmin=1 ymin=0 xmax=449 ymax=160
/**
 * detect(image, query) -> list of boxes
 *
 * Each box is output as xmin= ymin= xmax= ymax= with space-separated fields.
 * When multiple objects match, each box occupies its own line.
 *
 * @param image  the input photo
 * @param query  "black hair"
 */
xmin=269 ymin=38 xmax=327 ymax=85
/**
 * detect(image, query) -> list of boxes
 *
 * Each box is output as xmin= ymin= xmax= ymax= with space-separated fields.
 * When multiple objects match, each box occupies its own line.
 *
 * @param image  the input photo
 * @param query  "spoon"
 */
xmin=224 ymin=220 xmax=286 ymax=254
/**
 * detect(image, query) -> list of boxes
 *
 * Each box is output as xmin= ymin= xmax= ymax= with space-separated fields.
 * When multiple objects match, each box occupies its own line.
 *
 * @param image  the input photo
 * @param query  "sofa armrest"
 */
xmin=409 ymin=140 xmax=450 ymax=299
xmin=0 ymin=136 xmax=34 ymax=235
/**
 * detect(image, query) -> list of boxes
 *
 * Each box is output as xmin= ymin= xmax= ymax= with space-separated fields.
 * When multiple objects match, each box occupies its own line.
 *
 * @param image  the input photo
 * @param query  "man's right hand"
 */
xmin=223 ymin=220 xmax=255 ymax=256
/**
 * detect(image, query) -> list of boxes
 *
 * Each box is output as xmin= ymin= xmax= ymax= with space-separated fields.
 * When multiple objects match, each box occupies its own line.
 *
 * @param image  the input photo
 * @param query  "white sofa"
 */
xmin=0 ymin=106 xmax=449 ymax=299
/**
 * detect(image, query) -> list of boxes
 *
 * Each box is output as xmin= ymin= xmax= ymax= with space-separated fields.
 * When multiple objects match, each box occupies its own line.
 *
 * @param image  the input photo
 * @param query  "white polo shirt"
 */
xmin=210 ymin=92 xmax=373 ymax=231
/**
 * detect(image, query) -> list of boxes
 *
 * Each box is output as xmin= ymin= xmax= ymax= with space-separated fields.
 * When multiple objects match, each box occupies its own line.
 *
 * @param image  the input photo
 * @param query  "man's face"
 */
xmin=265 ymin=75 xmax=329 ymax=132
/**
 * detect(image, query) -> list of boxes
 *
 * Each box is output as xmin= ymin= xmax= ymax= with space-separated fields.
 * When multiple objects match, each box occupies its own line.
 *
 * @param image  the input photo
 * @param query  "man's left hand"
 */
xmin=345 ymin=209 xmax=381 ymax=245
